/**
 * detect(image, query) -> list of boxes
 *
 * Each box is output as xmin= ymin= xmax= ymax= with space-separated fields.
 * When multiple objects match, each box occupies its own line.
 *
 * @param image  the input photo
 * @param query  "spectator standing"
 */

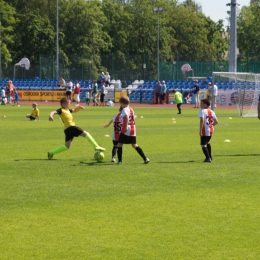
xmin=192 ymin=79 xmax=200 ymax=108
xmin=209 ymin=82 xmax=218 ymax=108
xmin=1 ymin=87 xmax=6 ymax=105
xmin=105 ymin=72 xmax=110 ymax=87
xmin=173 ymin=89 xmax=183 ymax=114
xmin=160 ymin=80 xmax=167 ymax=104
xmin=65 ymin=79 xmax=73 ymax=101
xmin=6 ymin=80 xmax=15 ymax=104
xmin=98 ymin=72 xmax=106 ymax=83
xmin=92 ymin=80 xmax=99 ymax=106
xmin=154 ymin=81 xmax=161 ymax=104
xmin=13 ymin=90 xmax=20 ymax=106
xmin=85 ymin=88 xmax=91 ymax=106
xmin=100 ymin=80 xmax=106 ymax=106
xmin=206 ymin=82 xmax=218 ymax=108
xmin=74 ymin=80 xmax=81 ymax=106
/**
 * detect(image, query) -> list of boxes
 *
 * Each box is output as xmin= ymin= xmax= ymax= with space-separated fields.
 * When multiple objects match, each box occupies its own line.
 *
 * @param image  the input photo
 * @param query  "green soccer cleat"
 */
xmin=48 ymin=152 xmax=53 ymax=160
xmin=95 ymin=146 xmax=106 ymax=151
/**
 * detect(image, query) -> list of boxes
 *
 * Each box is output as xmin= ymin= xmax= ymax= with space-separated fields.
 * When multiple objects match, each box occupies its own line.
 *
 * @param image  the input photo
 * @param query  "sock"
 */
xmin=177 ymin=104 xmax=181 ymax=113
xmin=207 ymin=143 xmax=212 ymax=159
xmin=112 ymin=145 xmax=118 ymax=157
xmin=135 ymin=146 xmax=146 ymax=160
xmin=202 ymin=147 xmax=210 ymax=159
xmin=49 ymin=145 xmax=68 ymax=155
xmin=117 ymin=147 xmax=122 ymax=161
xmin=85 ymin=132 xmax=99 ymax=148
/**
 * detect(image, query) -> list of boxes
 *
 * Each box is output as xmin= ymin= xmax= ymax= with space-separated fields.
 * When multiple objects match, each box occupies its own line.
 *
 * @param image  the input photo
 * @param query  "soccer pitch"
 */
xmin=0 ymin=104 xmax=260 ymax=259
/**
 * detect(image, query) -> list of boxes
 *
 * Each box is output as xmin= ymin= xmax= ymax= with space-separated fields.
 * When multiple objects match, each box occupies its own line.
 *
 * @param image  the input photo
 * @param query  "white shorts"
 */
xmin=74 ymin=94 xmax=80 ymax=102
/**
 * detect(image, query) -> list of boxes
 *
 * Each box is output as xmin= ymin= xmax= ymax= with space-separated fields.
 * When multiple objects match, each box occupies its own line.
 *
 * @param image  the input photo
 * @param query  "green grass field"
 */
xmin=0 ymin=103 xmax=260 ymax=259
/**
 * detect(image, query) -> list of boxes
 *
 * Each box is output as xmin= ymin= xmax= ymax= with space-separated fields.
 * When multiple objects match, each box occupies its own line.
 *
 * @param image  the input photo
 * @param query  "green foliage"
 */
xmin=0 ymin=0 xmax=245 ymax=78
xmin=13 ymin=10 xmax=56 ymax=65
xmin=1 ymin=104 xmax=260 ymax=259
xmin=238 ymin=2 xmax=260 ymax=59
xmin=181 ymin=0 xmax=203 ymax=13
xmin=1 ymin=1 xmax=17 ymax=67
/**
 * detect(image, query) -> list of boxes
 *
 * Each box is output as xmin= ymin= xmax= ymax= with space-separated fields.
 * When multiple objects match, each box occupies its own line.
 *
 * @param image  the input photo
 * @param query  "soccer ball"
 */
xmin=94 ymin=151 xmax=105 ymax=161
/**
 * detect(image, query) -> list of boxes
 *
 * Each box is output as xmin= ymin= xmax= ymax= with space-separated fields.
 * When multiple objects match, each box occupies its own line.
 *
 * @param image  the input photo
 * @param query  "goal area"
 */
xmin=212 ymin=72 xmax=260 ymax=117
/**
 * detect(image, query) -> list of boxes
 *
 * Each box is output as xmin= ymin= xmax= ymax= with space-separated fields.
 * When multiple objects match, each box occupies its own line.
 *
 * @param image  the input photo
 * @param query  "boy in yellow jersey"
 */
xmin=26 ymin=102 xmax=40 ymax=120
xmin=48 ymin=98 xmax=105 ymax=159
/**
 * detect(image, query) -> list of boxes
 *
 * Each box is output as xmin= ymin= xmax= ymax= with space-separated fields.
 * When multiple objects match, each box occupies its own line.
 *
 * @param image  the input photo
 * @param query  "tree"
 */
xmin=181 ymin=0 xmax=202 ymax=14
xmin=13 ymin=10 xmax=56 ymax=64
xmin=7 ymin=0 xmax=56 ymax=18
xmin=250 ymin=0 xmax=260 ymax=4
xmin=200 ymin=16 xmax=228 ymax=60
xmin=1 ymin=1 xmax=17 ymax=68
xmin=237 ymin=2 xmax=260 ymax=59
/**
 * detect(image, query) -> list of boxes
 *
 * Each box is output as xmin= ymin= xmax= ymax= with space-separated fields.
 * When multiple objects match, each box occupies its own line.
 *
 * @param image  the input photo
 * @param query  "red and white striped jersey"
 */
xmin=121 ymin=107 xmax=136 ymax=136
xmin=198 ymin=108 xmax=217 ymax=136
xmin=112 ymin=113 xmax=122 ymax=141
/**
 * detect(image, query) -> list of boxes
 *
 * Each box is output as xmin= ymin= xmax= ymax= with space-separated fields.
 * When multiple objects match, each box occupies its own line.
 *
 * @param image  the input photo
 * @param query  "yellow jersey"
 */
xmin=56 ymin=108 xmax=75 ymax=129
xmin=31 ymin=108 xmax=39 ymax=119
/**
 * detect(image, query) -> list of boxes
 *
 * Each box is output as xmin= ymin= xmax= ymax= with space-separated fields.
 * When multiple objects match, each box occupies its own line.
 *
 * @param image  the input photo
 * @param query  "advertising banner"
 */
xmin=18 ymin=90 xmax=66 ymax=101
xmin=115 ymin=90 xmax=127 ymax=102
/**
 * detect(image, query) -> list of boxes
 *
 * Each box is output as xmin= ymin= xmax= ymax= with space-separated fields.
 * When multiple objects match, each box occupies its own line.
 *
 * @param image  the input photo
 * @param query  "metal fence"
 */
xmin=1 ymin=53 xmax=260 ymax=83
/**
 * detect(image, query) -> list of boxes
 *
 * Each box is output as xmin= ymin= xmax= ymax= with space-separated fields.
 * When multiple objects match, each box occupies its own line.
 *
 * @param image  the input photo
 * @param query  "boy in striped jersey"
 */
xmin=117 ymin=96 xmax=149 ymax=165
xmin=199 ymin=98 xmax=218 ymax=163
xmin=48 ymin=98 xmax=105 ymax=159
xmin=104 ymin=107 xmax=123 ymax=162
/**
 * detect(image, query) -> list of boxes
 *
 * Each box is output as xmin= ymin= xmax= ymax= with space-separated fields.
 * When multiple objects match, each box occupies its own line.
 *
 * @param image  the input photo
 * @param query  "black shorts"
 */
xmin=66 ymin=91 xmax=72 ymax=96
xmin=29 ymin=116 xmax=36 ymax=121
xmin=118 ymin=133 xmax=136 ymax=144
xmin=64 ymin=126 xmax=84 ymax=142
xmin=200 ymin=136 xmax=211 ymax=146
xmin=100 ymin=94 xmax=105 ymax=102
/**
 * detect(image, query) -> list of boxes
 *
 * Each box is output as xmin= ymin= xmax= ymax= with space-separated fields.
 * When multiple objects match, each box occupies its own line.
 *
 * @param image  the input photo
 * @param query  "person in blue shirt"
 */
xmin=192 ymin=79 xmax=200 ymax=108
xmin=98 ymin=72 xmax=106 ymax=83
xmin=160 ymin=80 xmax=167 ymax=104
xmin=13 ymin=90 xmax=20 ymax=106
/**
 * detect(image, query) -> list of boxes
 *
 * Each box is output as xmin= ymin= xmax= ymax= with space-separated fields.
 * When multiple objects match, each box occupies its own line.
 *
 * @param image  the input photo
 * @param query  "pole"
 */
xmin=56 ymin=0 xmax=59 ymax=79
xmin=228 ymin=0 xmax=238 ymax=72
xmin=157 ymin=13 xmax=159 ymax=81
xmin=153 ymin=7 xmax=164 ymax=81
xmin=0 ymin=0 xmax=2 ymax=79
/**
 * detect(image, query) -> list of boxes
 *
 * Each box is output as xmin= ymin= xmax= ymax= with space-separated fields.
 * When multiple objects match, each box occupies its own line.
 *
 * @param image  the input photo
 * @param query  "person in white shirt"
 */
xmin=208 ymin=82 xmax=218 ymax=108
xmin=1 ymin=87 xmax=6 ymax=105
xmin=107 ymin=99 xmax=114 ymax=107
xmin=105 ymin=72 xmax=110 ymax=87
xmin=66 ymin=79 xmax=73 ymax=101
xmin=85 ymin=88 xmax=91 ymax=106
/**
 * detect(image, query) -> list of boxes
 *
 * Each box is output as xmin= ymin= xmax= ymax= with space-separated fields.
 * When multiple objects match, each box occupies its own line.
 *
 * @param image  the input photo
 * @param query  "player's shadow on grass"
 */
xmin=14 ymin=159 xmax=52 ymax=161
xmin=215 ymin=154 xmax=260 ymax=157
xmin=71 ymin=161 xmax=112 ymax=167
xmin=159 ymin=160 xmax=195 ymax=164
